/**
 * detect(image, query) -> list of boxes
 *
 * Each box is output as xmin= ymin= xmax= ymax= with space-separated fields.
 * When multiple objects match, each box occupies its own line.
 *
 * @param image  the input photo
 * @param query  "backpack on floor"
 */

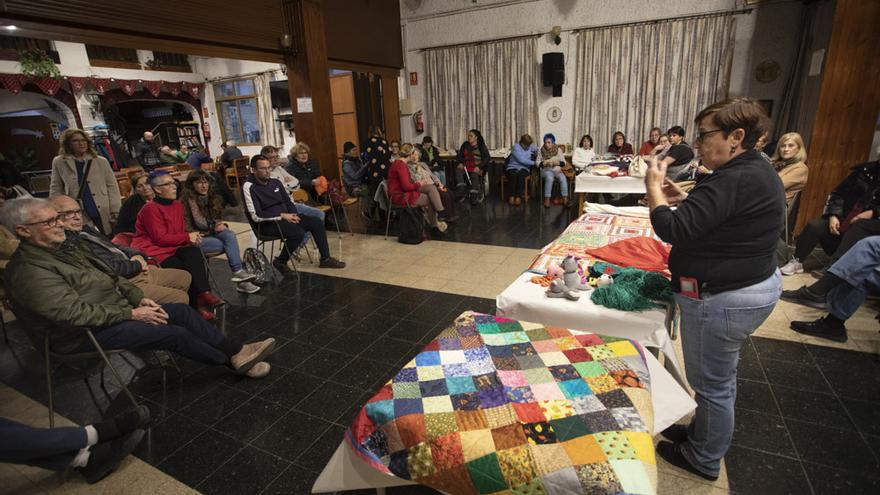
xmin=242 ymin=247 xmax=273 ymax=284
xmin=397 ymin=206 xmax=425 ymax=245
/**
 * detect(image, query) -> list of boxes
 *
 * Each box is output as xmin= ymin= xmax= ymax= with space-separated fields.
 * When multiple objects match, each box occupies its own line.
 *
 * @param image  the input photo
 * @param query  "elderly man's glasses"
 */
xmin=57 ymin=208 xmax=82 ymax=219
xmin=23 ymin=216 xmax=62 ymax=228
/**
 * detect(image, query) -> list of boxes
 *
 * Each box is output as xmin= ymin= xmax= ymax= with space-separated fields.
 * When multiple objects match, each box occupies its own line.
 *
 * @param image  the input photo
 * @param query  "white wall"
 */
xmin=398 ymin=0 xmax=805 ymax=147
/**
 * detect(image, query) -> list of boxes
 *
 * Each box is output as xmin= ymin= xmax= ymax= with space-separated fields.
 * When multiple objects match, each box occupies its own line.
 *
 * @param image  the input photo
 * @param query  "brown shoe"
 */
xmin=230 ymin=338 xmax=276 ymax=374
xmin=543 ymin=198 xmax=550 ymax=208
xmin=319 ymin=257 xmax=346 ymax=269
xmin=245 ymin=361 xmax=271 ymax=379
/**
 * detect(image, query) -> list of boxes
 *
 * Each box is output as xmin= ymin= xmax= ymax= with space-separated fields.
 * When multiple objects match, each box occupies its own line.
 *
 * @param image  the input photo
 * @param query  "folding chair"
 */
xmin=379 ymin=180 xmax=418 ymax=240
xmin=245 ymin=215 xmax=300 ymax=282
xmin=199 ymin=250 xmax=228 ymax=333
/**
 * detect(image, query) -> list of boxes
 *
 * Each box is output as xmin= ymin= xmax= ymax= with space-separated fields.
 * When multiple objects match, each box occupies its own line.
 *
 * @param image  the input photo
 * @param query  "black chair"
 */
xmin=244 ymin=214 xmax=299 ymax=282
xmin=379 ymin=180 xmax=415 ymax=240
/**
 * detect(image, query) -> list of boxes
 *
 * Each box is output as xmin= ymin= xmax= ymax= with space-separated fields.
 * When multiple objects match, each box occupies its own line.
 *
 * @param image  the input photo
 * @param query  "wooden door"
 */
xmin=330 ymin=73 xmax=358 ymax=176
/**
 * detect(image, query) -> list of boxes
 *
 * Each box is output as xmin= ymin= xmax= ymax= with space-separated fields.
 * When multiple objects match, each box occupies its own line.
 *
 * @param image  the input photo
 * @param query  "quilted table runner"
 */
xmin=347 ymin=312 xmax=657 ymax=494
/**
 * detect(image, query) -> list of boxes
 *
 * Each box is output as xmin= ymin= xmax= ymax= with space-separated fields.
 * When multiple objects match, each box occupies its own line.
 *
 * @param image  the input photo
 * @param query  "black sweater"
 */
xmin=650 ymin=150 xmax=784 ymax=294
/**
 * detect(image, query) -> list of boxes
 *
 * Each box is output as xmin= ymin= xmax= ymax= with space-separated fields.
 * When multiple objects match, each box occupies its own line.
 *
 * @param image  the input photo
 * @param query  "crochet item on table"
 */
xmin=346 ymin=311 xmax=657 ymax=495
xmin=591 ymin=268 xmax=674 ymax=312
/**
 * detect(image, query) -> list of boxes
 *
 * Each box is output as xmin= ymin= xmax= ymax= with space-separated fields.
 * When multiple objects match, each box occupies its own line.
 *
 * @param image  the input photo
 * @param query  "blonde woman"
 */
xmin=286 ymin=142 xmax=325 ymax=201
xmin=50 ymin=128 xmax=121 ymax=234
xmin=771 ymin=132 xmax=809 ymax=205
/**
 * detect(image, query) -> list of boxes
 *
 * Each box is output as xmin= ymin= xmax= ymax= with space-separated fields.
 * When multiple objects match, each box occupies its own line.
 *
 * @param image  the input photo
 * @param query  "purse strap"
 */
xmin=76 ymin=159 xmax=93 ymax=201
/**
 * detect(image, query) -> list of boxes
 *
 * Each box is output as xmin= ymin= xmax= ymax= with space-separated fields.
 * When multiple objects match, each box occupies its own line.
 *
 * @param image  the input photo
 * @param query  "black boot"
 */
xmin=790 ymin=315 xmax=848 ymax=342
xmin=78 ymin=430 xmax=145 ymax=484
xmin=780 ymin=286 xmax=826 ymax=309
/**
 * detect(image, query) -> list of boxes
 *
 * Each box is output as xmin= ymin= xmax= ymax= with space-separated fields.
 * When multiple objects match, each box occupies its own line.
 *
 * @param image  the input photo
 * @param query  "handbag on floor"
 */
xmin=397 ymin=206 xmax=425 ymax=245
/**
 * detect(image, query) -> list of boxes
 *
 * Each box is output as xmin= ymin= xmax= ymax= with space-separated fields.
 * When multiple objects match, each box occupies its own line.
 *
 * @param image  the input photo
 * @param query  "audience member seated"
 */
xmin=418 ymin=136 xmax=446 ymax=186
xmin=506 ymin=134 xmax=538 ymax=205
xmin=158 ymin=146 xmax=179 ymax=165
xmin=456 ymin=128 xmax=491 ymax=203
xmin=662 ymin=126 xmax=696 ymax=180
xmin=607 ymin=131 xmax=634 ymax=155
xmin=219 ymin=140 xmax=243 ymax=169
xmin=364 ymin=125 xmax=392 ymax=190
xmin=286 ymin=142 xmax=326 ymax=202
xmin=650 ymin=134 xmax=671 ymax=157
xmin=175 ymin=144 xmax=191 ymax=162
xmin=0 ymin=409 xmax=149 ymax=484
xmin=389 ymin=144 xmax=450 ymax=233
xmin=405 ymin=145 xmax=456 ymax=222
xmin=131 ymin=172 xmax=224 ymax=320
xmin=571 ymin=134 xmax=596 ymax=170
xmin=258 ymin=145 xmax=296 ymax=193
xmin=185 ymin=145 xmax=213 ymax=170
xmin=243 ymin=155 xmax=345 ymax=273
xmin=1 ymin=197 xmax=275 ymax=377
xmin=0 ymin=190 xmax=20 ymax=267
xmin=134 ymin=131 xmax=161 ymax=170
xmin=781 ymin=157 xmax=880 ymax=275
xmin=50 ymin=128 xmax=121 ymax=235
xmin=755 ymin=132 xmax=772 ymax=163
xmin=389 ymin=140 xmax=402 ymax=162
xmin=342 ymin=141 xmax=368 ymax=197
xmin=539 ymin=133 xmax=571 ymax=208
xmin=181 ymin=170 xmax=260 ymax=294
xmin=787 ymin=236 xmax=880 ymax=342
xmin=638 ymin=127 xmax=662 ymax=156
xmin=771 ymin=132 xmax=809 ymax=205
xmin=50 ymin=195 xmax=191 ymax=305
xmin=112 ymin=172 xmax=152 ymax=237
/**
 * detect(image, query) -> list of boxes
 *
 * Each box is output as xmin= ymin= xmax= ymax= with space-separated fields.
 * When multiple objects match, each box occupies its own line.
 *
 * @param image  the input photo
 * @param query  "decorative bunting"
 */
xmin=0 ymin=74 xmax=26 ymax=94
xmin=91 ymin=77 xmax=111 ymax=94
xmin=115 ymin=79 xmax=138 ymax=96
xmin=164 ymin=81 xmax=182 ymax=96
xmin=0 ymin=74 xmax=203 ymax=101
xmin=32 ymin=77 xmax=62 ymax=96
xmin=142 ymin=80 xmax=163 ymax=97
xmin=182 ymin=81 xmax=204 ymax=98
xmin=67 ymin=76 xmax=89 ymax=92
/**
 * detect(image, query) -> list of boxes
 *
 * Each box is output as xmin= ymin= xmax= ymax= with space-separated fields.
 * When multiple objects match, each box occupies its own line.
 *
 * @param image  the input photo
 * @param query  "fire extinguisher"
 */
xmin=202 ymin=121 xmax=211 ymax=139
xmin=413 ymin=110 xmax=424 ymax=134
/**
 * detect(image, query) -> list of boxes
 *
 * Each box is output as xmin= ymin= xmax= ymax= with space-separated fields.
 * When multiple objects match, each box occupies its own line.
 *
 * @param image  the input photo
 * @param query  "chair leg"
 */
xmin=1 ymin=311 xmax=7 ymax=343
xmin=85 ymin=331 xmax=139 ymax=410
xmin=45 ymin=338 xmax=55 ymax=428
xmin=342 ymin=202 xmax=354 ymax=236
xmin=385 ymin=207 xmax=392 ymax=240
xmin=201 ymin=252 xmax=225 ymax=302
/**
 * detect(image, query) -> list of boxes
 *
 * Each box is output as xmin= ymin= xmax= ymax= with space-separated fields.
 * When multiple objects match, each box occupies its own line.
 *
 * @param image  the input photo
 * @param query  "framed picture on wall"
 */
xmin=758 ymin=99 xmax=774 ymax=118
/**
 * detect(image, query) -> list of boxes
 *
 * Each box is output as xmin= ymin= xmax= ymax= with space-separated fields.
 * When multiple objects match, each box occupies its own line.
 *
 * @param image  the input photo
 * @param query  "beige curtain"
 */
xmin=572 ymin=14 xmax=736 ymax=151
xmin=255 ymin=72 xmax=283 ymax=147
xmin=424 ymin=37 xmax=539 ymax=150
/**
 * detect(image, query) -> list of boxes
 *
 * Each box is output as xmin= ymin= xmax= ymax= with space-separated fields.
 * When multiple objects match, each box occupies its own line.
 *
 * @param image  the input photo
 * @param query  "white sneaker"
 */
xmin=230 ymin=270 xmax=255 ymax=283
xmin=780 ymin=258 xmax=804 ymax=276
xmin=436 ymin=220 xmax=448 ymax=233
xmin=236 ymin=281 xmax=260 ymax=294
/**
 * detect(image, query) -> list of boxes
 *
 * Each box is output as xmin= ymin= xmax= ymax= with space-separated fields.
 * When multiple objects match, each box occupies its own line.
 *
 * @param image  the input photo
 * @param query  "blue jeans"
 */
xmin=675 ymin=270 xmax=781 ymax=476
xmin=0 ymin=417 xmax=86 ymax=471
xmin=433 ymin=170 xmax=447 ymax=187
xmin=541 ymin=168 xmax=568 ymax=197
xmin=827 ymin=236 xmax=880 ymax=319
xmin=200 ymin=228 xmax=243 ymax=272
xmin=294 ymin=202 xmax=325 ymax=248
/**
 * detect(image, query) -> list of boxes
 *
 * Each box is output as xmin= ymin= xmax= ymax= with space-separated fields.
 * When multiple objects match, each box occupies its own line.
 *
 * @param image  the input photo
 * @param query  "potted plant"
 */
xmin=18 ymin=49 xmax=61 ymax=79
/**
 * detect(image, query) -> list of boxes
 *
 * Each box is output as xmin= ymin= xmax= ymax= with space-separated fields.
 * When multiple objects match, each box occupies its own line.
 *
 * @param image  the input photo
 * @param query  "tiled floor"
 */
xmin=1 ymin=197 xmax=879 ymax=494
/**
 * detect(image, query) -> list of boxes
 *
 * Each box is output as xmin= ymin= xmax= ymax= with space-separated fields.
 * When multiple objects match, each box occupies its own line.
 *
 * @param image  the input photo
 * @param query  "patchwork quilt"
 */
xmin=529 ymin=212 xmax=660 ymax=276
xmin=347 ymin=312 xmax=657 ymax=495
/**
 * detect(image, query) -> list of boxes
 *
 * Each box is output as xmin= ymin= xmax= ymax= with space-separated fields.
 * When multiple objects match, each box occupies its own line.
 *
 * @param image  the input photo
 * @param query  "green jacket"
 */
xmin=4 ymin=240 xmax=143 ymax=353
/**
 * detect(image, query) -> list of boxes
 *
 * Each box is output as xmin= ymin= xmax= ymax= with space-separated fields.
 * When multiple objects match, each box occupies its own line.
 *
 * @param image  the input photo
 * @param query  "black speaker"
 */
xmin=542 ymin=52 xmax=564 ymax=97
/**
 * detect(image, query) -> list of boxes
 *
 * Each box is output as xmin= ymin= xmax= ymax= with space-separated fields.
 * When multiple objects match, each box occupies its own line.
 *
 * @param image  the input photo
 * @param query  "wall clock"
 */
xmin=547 ymin=106 xmax=562 ymax=123
xmin=756 ymin=60 xmax=781 ymax=83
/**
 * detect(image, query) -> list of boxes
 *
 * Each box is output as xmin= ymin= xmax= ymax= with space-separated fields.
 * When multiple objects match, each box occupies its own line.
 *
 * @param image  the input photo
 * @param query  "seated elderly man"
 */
xmin=49 ymin=195 xmax=191 ymax=305
xmin=1 ymin=197 xmax=275 ymax=378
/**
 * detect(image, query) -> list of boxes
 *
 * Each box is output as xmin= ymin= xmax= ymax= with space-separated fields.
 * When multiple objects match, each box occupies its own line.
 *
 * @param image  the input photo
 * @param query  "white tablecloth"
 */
xmin=576 ymin=174 xmax=646 ymax=194
xmin=496 ymin=272 xmax=684 ymax=382
xmin=311 ymin=348 xmax=695 ymax=493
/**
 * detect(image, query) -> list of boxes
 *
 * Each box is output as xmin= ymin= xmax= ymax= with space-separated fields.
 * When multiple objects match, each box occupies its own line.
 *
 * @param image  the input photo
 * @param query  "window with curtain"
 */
xmin=571 ymin=14 xmax=737 ymax=152
xmin=424 ymin=37 xmax=539 ymax=150
xmin=151 ymin=51 xmax=191 ymax=71
xmin=214 ymin=78 xmax=262 ymax=145
xmin=0 ymin=35 xmax=59 ymax=62
xmin=85 ymin=44 xmax=140 ymax=69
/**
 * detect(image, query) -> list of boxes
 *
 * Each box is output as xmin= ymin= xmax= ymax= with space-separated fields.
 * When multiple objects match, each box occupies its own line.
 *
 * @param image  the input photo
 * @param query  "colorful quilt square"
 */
xmin=624 ymin=431 xmax=655 ymax=464
xmin=516 ymin=355 xmax=545 ymax=370
xmin=362 ymin=430 xmax=389 ymax=458
xmin=497 ymin=320 xmax=524 ymax=333
xmin=486 ymin=344 xmax=514 ymax=358
xmin=573 ymin=333 xmax=604 ymax=347
xmin=415 ymin=351 xmax=441 ymax=366
xmin=416 ymin=365 xmax=444 ymax=381
xmin=539 ymin=351 xmax=570 ymax=367
xmin=553 ymin=336 xmax=581 ymax=351
xmin=575 ymin=461 xmax=623 ymax=494
xmin=491 ymin=423 xmax=528 ymax=450
xmin=609 ymin=406 xmax=648 ymax=432
xmin=570 ymin=395 xmax=606 ymax=415
xmin=531 ymin=339 xmax=559 ymax=353
xmin=582 ymin=410 xmax=620 ymax=434
xmin=388 ymin=450 xmax=410 ymax=479
xmin=456 ymin=323 xmax=479 ymax=337
xmin=459 ymin=430 xmax=495 ymax=461
xmin=510 ymin=342 xmax=538 ymax=357
xmin=473 ymin=373 xmax=501 ymax=391
xmin=466 ymin=358 xmax=495 ymax=376
xmin=477 ymin=322 xmax=501 ymax=334
xmin=446 ymin=375 xmax=477 ymax=395
xmin=442 ymin=362 xmax=472 ymax=378
xmin=522 ymin=367 xmax=555 ymax=385
xmin=460 ymin=335 xmax=482 ymax=349
xmin=587 ymin=344 xmax=615 ymax=360
xmin=477 ymin=387 xmax=507 ymax=408
xmin=484 ymin=404 xmax=518 ymax=428
xmin=497 ymin=369 xmax=529 ymax=388
xmin=600 ymin=357 xmax=630 ymax=372
xmin=455 ymin=409 xmax=489 ymax=431
xmin=407 ymin=441 xmax=436 ymax=478
xmin=538 ymin=399 xmax=574 ymax=421
xmin=545 ymin=327 xmax=572 ymax=339
xmin=502 ymin=331 xmax=530 ymax=344
xmin=558 ymin=379 xmax=592 ymax=399
xmin=528 ymin=443 xmax=572 ymax=475
xmin=423 ymin=340 xmax=440 ymax=352
xmin=505 ymin=386 xmax=535 ymax=404
xmin=492 ymin=356 xmax=520 ymax=371
xmin=424 ymin=412 xmax=458 ymax=440
xmin=365 ymin=400 xmax=394 ymax=424
xmin=549 ymin=415 xmax=590 ymax=442
xmin=610 ymin=369 xmax=645 ymax=389
xmin=394 ymin=367 xmax=418 ymax=382
xmin=379 ymin=421 xmax=404 ymax=453
xmin=481 ymin=333 xmax=508 ymax=346
xmin=420 ymin=464 xmax=476 ymax=495
xmin=392 ymin=381 xmax=421 ymax=399
xmin=437 ymin=337 xmax=462 ymax=350
xmin=548 ymin=364 xmax=581 ymax=382
xmin=585 ymin=374 xmax=618 ymax=394
xmin=439 ymin=349 xmax=466 ymax=364
xmin=512 ymin=402 xmax=546 ymax=423
xmin=396 ymin=414 xmax=427 ymax=446
xmin=525 ymin=328 xmax=552 ymax=341
xmin=497 ymin=445 xmax=538 ymax=487
xmin=419 ymin=378 xmax=449 ymax=397
xmin=610 ymin=459 xmax=654 ymax=495
xmin=597 ymin=389 xmax=634 ymax=409
xmin=595 ymin=430 xmax=637 ymax=460
xmin=393 ymin=398 xmax=424 ymax=417
xmin=562 ymin=348 xmax=593 ymax=363
xmin=464 ymin=347 xmax=491 ymax=362
xmin=623 ymin=388 xmax=653 ymax=426
xmin=522 ymin=421 xmax=557 ymax=445
xmin=512 ymin=477 xmax=545 ymax=495
xmin=451 ymin=392 xmax=480 ymax=411
xmin=422 ymin=395 xmax=454 ymax=414
xmin=541 ymin=467 xmax=581 ymax=495
xmin=466 ymin=453 xmax=507 ymax=494
xmin=573 ymin=361 xmax=607 ymax=378
xmin=530 ymin=382 xmax=565 ymax=402
xmin=606 ymin=340 xmax=638 ymax=357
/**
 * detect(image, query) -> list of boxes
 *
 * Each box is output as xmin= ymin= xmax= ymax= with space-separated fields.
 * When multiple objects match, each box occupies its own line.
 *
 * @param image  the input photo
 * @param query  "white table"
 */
xmin=311 ymin=348 xmax=696 ymax=493
xmin=496 ymin=272 xmax=685 ymax=384
xmin=575 ymin=174 xmax=646 ymax=211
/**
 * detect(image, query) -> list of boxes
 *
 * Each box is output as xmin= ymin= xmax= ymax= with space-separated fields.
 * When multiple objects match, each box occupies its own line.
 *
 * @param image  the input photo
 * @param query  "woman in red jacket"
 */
xmin=131 ymin=171 xmax=222 ymax=319
xmin=387 ymin=143 xmax=450 ymax=232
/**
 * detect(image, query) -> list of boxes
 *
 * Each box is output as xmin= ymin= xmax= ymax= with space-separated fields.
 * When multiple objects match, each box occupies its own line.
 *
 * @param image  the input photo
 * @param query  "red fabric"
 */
xmin=116 ymin=79 xmax=138 ymax=96
xmin=143 ymin=80 xmax=162 ymax=97
xmin=31 ymin=77 xmax=61 ymax=96
xmin=165 ymin=81 xmax=182 ymax=96
xmin=67 ymin=76 xmax=88 ymax=92
xmin=638 ymin=140 xmax=655 ymax=156
xmin=0 ymin=74 xmax=25 ymax=93
xmin=91 ymin=78 xmax=111 ymax=93
xmin=387 ymin=160 xmax=421 ymax=206
xmin=131 ymin=200 xmax=190 ymax=262
xmin=111 ymin=232 xmax=134 ymax=247
xmin=584 ymin=236 xmax=670 ymax=274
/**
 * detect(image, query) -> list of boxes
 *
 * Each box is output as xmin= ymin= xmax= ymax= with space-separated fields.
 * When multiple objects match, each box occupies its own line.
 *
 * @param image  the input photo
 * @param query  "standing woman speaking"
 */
xmin=644 ymin=98 xmax=783 ymax=481
xmin=50 ymin=128 xmax=121 ymax=234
